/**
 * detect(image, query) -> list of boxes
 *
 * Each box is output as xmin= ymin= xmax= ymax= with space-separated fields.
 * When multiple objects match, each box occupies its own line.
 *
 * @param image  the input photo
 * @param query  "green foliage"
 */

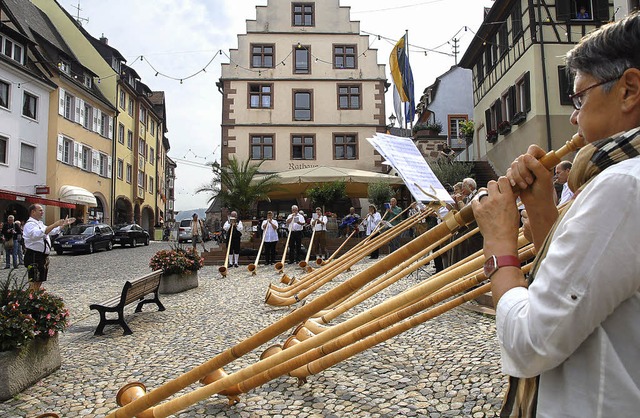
xmin=306 ymin=181 xmax=347 ymax=212
xmin=0 ymin=270 xmax=69 ymax=352
xmin=367 ymin=181 xmax=394 ymax=210
xmin=413 ymin=120 xmax=443 ymax=135
xmin=459 ymin=120 xmax=474 ymax=139
xmin=429 ymin=159 xmax=474 ymax=188
xmin=196 ymin=157 xmax=280 ymax=219
xmin=149 ymin=245 xmax=204 ymax=275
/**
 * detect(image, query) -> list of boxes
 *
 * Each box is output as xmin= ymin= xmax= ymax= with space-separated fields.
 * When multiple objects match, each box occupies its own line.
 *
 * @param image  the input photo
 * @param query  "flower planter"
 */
xmin=498 ymin=126 xmax=511 ymax=135
xmin=159 ymin=271 xmax=199 ymax=294
xmin=0 ymin=335 xmax=61 ymax=401
xmin=486 ymin=132 xmax=498 ymax=144
xmin=511 ymin=112 xmax=526 ymax=125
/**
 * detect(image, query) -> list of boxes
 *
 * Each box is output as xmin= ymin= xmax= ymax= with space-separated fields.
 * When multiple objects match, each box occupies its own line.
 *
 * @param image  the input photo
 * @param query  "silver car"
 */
xmin=177 ymin=219 xmax=192 ymax=243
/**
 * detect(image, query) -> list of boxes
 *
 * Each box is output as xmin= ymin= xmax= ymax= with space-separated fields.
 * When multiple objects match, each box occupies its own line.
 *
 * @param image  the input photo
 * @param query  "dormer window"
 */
xmin=1 ymin=35 xmax=24 ymax=64
xmin=111 ymin=57 xmax=121 ymax=73
xmin=58 ymin=60 xmax=71 ymax=75
xmin=83 ymin=73 xmax=93 ymax=88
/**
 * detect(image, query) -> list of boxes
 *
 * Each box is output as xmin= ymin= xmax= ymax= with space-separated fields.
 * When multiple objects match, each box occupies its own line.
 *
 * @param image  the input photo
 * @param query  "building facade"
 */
xmin=459 ymin=0 xmax=614 ymax=172
xmin=218 ymin=0 xmax=388 ymax=213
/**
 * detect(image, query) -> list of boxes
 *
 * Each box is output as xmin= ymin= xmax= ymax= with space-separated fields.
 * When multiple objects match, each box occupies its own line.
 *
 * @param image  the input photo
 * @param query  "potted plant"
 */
xmin=497 ymin=120 xmax=512 ymax=135
xmin=458 ymin=120 xmax=475 ymax=144
xmin=511 ymin=111 xmax=526 ymax=125
xmin=149 ymin=245 xmax=204 ymax=294
xmin=0 ymin=271 xmax=69 ymax=400
xmin=412 ymin=120 xmax=443 ymax=136
xmin=486 ymin=129 xmax=499 ymax=144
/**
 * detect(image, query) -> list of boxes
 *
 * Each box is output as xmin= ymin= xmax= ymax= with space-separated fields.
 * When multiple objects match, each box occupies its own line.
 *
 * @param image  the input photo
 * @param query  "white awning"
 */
xmin=59 ymin=185 xmax=98 ymax=207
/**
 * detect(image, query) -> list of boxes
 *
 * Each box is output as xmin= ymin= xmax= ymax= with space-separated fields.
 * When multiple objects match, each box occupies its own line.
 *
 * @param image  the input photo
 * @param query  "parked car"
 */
xmin=53 ymin=223 xmax=114 ymax=254
xmin=178 ymin=219 xmax=192 ymax=243
xmin=112 ymin=223 xmax=150 ymax=247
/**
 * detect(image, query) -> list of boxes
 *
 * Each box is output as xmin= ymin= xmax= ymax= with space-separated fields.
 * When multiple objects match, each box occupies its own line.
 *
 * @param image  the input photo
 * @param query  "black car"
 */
xmin=53 ymin=223 xmax=114 ymax=254
xmin=112 ymin=224 xmax=150 ymax=247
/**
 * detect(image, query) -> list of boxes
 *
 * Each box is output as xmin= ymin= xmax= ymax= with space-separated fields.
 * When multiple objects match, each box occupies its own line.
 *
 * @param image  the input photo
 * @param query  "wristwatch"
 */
xmin=483 ymin=255 xmax=521 ymax=278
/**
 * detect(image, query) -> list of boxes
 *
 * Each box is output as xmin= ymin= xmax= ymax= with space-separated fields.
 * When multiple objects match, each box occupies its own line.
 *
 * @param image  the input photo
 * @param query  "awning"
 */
xmin=0 ymin=189 xmax=75 ymax=209
xmin=59 ymin=185 xmax=98 ymax=207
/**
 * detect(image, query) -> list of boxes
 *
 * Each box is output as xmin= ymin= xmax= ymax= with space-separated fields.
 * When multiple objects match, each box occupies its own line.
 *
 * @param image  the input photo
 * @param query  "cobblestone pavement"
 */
xmin=0 ymin=242 xmax=507 ymax=417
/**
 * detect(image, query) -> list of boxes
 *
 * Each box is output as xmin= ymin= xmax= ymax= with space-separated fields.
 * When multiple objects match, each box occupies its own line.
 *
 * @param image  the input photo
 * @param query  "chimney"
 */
xmin=99 ymin=33 xmax=108 ymax=45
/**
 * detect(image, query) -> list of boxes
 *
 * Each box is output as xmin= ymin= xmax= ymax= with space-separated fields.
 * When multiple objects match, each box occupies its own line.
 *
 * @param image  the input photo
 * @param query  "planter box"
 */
xmin=159 ymin=271 xmax=199 ymax=294
xmin=0 ymin=335 xmax=61 ymax=401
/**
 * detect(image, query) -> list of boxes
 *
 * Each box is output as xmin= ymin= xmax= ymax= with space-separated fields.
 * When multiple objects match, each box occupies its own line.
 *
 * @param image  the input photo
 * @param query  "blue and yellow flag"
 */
xmin=389 ymin=35 xmax=415 ymax=122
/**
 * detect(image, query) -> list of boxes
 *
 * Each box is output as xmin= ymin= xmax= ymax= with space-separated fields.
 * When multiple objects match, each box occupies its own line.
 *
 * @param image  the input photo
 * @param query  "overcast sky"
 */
xmin=60 ymin=0 xmax=493 ymax=211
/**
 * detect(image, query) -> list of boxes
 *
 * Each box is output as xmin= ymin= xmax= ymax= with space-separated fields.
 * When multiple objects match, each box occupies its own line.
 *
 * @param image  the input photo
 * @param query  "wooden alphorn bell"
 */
xmin=218 ymin=224 xmax=234 ymax=278
xmin=274 ymin=223 xmax=293 ymax=274
xmin=110 ymin=134 xmax=585 ymax=418
xmin=298 ymin=227 xmax=316 ymax=272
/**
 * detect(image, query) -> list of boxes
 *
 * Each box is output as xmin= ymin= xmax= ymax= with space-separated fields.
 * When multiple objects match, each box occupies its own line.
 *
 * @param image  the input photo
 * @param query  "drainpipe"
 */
xmin=537 ymin=0 xmax=553 ymax=151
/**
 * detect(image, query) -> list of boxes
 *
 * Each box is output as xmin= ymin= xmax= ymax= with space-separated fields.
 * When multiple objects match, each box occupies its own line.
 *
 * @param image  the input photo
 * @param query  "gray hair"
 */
xmin=566 ymin=12 xmax=640 ymax=92
xmin=462 ymin=177 xmax=477 ymax=191
xmin=291 ymin=205 xmax=298 ymax=211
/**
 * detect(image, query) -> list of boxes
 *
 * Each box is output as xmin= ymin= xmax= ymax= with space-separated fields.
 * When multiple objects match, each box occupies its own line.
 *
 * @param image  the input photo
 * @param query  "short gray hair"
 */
xmin=566 ymin=12 xmax=640 ymax=92
xmin=462 ymin=177 xmax=476 ymax=191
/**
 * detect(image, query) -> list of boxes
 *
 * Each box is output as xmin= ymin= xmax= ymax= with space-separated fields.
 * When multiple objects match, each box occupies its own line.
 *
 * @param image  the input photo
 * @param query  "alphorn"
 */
xmin=247 ymin=223 xmax=268 ymax=275
xmin=298 ymin=227 xmax=316 ymax=271
xmin=218 ymin=224 xmax=234 ymax=277
xmin=274 ymin=223 xmax=292 ymax=273
xmin=110 ymin=134 xmax=584 ymax=418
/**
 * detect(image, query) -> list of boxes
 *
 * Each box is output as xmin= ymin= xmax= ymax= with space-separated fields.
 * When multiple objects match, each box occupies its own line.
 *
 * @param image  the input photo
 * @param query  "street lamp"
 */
xmin=388 ymin=114 xmax=397 ymax=128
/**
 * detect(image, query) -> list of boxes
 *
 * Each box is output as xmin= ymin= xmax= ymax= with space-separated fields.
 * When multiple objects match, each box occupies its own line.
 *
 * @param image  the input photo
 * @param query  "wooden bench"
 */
xmin=89 ymin=270 xmax=166 ymax=336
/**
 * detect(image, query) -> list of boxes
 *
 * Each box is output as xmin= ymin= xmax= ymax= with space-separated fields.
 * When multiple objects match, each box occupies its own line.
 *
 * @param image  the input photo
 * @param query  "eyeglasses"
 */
xmin=569 ymin=76 xmax=621 ymax=110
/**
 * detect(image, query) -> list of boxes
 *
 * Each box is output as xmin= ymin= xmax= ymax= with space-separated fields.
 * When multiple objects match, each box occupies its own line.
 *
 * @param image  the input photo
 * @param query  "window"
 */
xmin=293 ymin=90 xmax=312 ymax=121
xmin=20 ymin=143 xmax=35 ymax=171
xmin=333 ymin=134 xmax=357 ymax=160
xmin=511 ymin=1 xmax=523 ymax=41
xmin=126 ymin=163 xmax=132 ymax=183
xmin=558 ymin=66 xmax=574 ymax=106
xmin=149 ymin=147 xmax=155 ymax=165
xmin=82 ymin=146 xmax=92 ymax=171
xmin=64 ymin=93 xmax=74 ymax=120
xmin=557 ymin=0 xmax=607 ymax=22
xmin=476 ymin=60 xmax=484 ymax=83
xmin=83 ymin=103 xmax=93 ymax=129
xmin=83 ymin=74 xmax=92 ymax=89
xmin=501 ymin=89 xmax=514 ymax=122
xmin=138 ymin=170 xmax=145 ymax=188
xmin=0 ymin=80 xmax=9 ymax=109
xmin=22 ymin=92 xmax=37 ymax=120
xmin=62 ymin=137 xmax=73 ymax=165
xmin=128 ymin=98 xmax=133 ymax=116
xmin=138 ymin=138 xmax=146 ymax=157
xmin=149 ymin=176 xmax=154 ymax=194
xmin=292 ymin=135 xmax=315 ymax=160
xmin=338 ymin=85 xmax=361 ymax=109
xmin=498 ymin=24 xmax=508 ymax=57
xmin=448 ymin=116 xmax=468 ymax=140
xmin=150 ymin=120 xmax=156 ymax=136
xmin=515 ymin=72 xmax=531 ymax=113
xmin=119 ymin=89 xmax=126 ymax=109
xmin=100 ymin=113 xmax=109 ymax=137
xmin=58 ymin=60 xmax=70 ymax=75
xmin=99 ymin=153 xmax=108 ymax=177
xmin=250 ymin=135 xmax=274 ymax=160
xmin=292 ymin=3 xmax=314 ymax=26
xmin=0 ymin=136 xmax=7 ymax=165
xmin=294 ymin=46 xmax=310 ymax=74
xmin=139 ymin=105 xmax=147 ymax=125
xmin=2 ymin=36 xmax=24 ymax=64
xmin=127 ymin=130 xmax=133 ymax=149
xmin=334 ymin=45 xmax=357 ymax=69
xmin=117 ymin=158 xmax=124 ymax=179
xmin=251 ymin=44 xmax=274 ymax=68
xmin=118 ymin=123 xmax=125 ymax=144
xmin=249 ymin=83 xmax=272 ymax=108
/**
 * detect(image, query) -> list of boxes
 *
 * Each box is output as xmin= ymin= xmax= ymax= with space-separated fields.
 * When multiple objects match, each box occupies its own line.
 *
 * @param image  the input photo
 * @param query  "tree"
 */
xmin=429 ymin=160 xmax=474 ymax=189
xmin=367 ymin=181 xmax=394 ymax=211
xmin=305 ymin=181 xmax=347 ymax=213
xmin=196 ymin=157 xmax=280 ymax=219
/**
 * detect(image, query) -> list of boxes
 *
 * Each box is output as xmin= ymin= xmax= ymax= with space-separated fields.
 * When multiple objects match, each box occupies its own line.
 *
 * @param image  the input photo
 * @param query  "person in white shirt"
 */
xmin=223 ymin=211 xmax=244 ymax=268
xmin=23 ymin=204 xmax=74 ymax=290
xmin=554 ymin=160 xmax=574 ymax=205
xmin=190 ymin=213 xmax=207 ymax=251
xmin=286 ymin=205 xmax=305 ymax=264
xmin=261 ymin=211 xmax=279 ymax=265
xmin=364 ymin=204 xmax=381 ymax=259
xmin=473 ymin=15 xmax=640 ymax=416
xmin=311 ymin=207 xmax=328 ymax=260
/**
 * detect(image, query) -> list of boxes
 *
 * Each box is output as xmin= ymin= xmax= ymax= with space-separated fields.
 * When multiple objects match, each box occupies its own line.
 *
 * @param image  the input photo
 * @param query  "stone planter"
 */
xmin=0 ymin=335 xmax=61 ymax=401
xmin=159 ymin=271 xmax=199 ymax=294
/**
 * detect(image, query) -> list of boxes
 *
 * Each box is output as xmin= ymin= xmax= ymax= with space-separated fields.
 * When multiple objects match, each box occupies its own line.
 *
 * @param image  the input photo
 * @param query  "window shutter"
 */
xmin=108 ymin=116 xmax=114 ymax=140
xmin=556 ymin=1 xmax=570 ymax=21
xmin=74 ymin=142 xmax=80 ymax=167
xmin=524 ymin=72 xmax=531 ymax=112
xmin=78 ymin=99 xmax=85 ymax=126
xmin=93 ymin=109 xmax=99 ymax=132
xmin=508 ymin=86 xmax=516 ymax=119
xmin=594 ymin=0 xmax=609 ymax=22
xmin=107 ymin=156 xmax=112 ymax=178
xmin=56 ymin=134 xmax=64 ymax=161
xmin=58 ymin=89 xmax=65 ymax=116
xmin=495 ymin=99 xmax=503 ymax=122
xmin=74 ymin=97 xmax=81 ymax=123
xmin=96 ymin=110 xmax=103 ymax=135
xmin=92 ymin=150 xmax=100 ymax=174
xmin=485 ymin=109 xmax=491 ymax=130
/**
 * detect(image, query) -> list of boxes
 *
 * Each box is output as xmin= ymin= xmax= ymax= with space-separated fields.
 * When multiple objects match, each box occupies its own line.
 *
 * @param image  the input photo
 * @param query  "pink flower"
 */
xmin=48 ymin=329 xmax=55 ymax=337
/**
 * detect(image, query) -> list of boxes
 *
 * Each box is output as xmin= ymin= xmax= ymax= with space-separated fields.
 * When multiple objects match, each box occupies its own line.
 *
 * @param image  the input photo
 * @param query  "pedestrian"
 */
xmin=23 ymin=204 xmax=75 ymax=290
xmin=2 ymin=215 xmax=21 ymax=269
xmin=14 ymin=220 xmax=24 ymax=266
xmin=261 ymin=211 xmax=279 ymax=265
xmin=311 ymin=207 xmax=328 ymax=260
xmin=190 ymin=213 xmax=207 ymax=252
xmin=473 ymin=14 xmax=640 ymax=416
xmin=286 ymin=205 xmax=305 ymax=264
xmin=223 ymin=211 xmax=243 ymax=267
xmin=384 ymin=197 xmax=402 ymax=252
xmin=364 ymin=204 xmax=381 ymax=259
